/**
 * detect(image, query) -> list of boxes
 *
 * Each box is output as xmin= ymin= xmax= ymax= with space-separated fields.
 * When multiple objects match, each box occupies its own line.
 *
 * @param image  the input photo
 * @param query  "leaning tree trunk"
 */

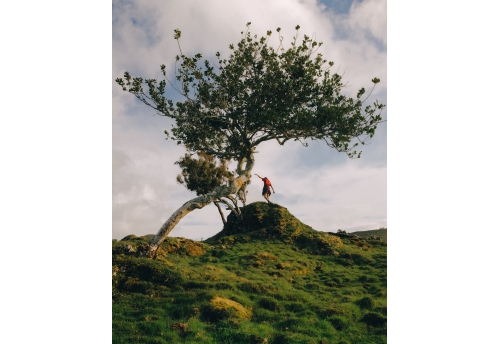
xmin=213 ymin=201 xmax=227 ymax=225
xmin=143 ymin=154 xmax=255 ymax=257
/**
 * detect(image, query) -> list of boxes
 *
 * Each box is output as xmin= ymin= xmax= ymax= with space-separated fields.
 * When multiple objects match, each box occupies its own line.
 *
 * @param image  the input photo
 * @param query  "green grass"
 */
xmin=113 ymin=202 xmax=387 ymax=343
xmin=351 ymin=228 xmax=387 ymax=242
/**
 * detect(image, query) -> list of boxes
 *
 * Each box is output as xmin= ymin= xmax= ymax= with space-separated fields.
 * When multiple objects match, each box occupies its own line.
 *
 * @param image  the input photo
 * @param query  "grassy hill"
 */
xmin=112 ymin=202 xmax=387 ymax=343
xmin=351 ymin=228 xmax=387 ymax=242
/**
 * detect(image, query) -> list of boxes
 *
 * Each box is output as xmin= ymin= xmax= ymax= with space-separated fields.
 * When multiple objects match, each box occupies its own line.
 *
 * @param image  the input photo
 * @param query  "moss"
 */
xmin=201 ymin=296 xmax=252 ymax=323
xmin=207 ymin=202 xmax=344 ymax=256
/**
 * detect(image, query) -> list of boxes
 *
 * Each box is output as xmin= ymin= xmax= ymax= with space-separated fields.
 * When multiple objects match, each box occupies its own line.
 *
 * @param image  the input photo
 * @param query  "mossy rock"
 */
xmin=201 ymin=296 xmax=252 ymax=323
xmin=159 ymin=237 xmax=206 ymax=256
xmin=208 ymin=202 xmax=309 ymax=239
xmin=206 ymin=202 xmax=343 ymax=255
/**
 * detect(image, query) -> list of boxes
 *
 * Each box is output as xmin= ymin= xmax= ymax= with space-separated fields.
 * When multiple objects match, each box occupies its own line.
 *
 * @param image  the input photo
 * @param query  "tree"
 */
xmin=175 ymin=151 xmax=249 ymax=225
xmin=116 ymin=23 xmax=385 ymax=256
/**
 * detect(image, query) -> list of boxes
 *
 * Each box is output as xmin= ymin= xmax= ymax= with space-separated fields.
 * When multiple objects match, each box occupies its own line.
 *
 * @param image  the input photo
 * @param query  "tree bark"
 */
xmin=213 ymin=201 xmax=227 ymax=225
xmin=145 ymin=153 xmax=255 ymax=255
xmin=218 ymin=197 xmax=241 ymax=217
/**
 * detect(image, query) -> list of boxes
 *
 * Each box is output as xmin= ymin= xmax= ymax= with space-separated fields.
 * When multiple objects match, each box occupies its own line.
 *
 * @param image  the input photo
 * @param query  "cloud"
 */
xmin=112 ymin=0 xmax=387 ymax=240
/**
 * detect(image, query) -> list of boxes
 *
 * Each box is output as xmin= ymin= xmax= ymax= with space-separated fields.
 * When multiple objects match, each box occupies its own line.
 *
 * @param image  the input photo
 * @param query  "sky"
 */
xmin=112 ymin=0 xmax=387 ymax=240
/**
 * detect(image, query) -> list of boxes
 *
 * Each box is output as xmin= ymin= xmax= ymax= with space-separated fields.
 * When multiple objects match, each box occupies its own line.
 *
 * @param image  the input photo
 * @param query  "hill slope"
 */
xmin=112 ymin=202 xmax=387 ymax=343
xmin=351 ymin=228 xmax=387 ymax=242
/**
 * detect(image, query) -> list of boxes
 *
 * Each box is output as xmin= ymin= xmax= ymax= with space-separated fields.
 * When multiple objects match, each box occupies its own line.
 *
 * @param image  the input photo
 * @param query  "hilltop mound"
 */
xmin=206 ymin=202 xmax=343 ymax=255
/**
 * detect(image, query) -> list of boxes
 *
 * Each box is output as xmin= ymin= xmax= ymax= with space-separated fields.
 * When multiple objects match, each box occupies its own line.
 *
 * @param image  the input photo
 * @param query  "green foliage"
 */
xmin=113 ymin=202 xmax=387 ymax=343
xmin=175 ymin=151 xmax=234 ymax=196
xmin=116 ymin=24 xmax=385 ymax=162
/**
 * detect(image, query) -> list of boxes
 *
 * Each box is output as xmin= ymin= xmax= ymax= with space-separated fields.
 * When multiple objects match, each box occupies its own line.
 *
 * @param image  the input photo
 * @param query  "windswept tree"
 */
xmin=116 ymin=23 xmax=385 ymax=255
xmin=175 ymin=151 xmax=249 ymax=225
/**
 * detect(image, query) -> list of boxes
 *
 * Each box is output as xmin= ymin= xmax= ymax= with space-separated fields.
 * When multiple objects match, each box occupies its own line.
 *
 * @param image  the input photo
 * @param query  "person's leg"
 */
xmin=265 ymin=191 xmax=271 ymax=203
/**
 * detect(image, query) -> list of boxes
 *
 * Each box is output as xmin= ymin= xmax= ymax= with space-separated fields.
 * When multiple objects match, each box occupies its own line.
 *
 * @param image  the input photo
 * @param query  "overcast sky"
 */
xmin=112 ymin=0 xmax=387 ymax=240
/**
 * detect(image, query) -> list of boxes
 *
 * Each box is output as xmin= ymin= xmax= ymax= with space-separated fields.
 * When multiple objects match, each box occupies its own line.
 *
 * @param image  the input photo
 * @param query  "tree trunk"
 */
xmin=213 ymin=201 xmax=227 ymax=225
xmin=144 ymin=153 xmax=255 ymax=256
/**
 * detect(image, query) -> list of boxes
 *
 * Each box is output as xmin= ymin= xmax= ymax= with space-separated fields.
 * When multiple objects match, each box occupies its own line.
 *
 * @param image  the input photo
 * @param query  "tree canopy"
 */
xmin=116 ymin=23 xmax=384 ymax=164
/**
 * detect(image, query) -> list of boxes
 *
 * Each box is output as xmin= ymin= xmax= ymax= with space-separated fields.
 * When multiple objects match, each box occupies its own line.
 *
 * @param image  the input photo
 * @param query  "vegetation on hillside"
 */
xmin=113 ymin=203 xmax=387 ymax=343
xmin=351 ymin=228 xmax=387 ymax=242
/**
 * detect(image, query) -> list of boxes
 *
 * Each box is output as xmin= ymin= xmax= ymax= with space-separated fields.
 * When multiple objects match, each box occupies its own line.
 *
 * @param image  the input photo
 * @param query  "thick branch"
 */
xmin=218 ymin=197 xmax=240 ymax=217
xmin=148 ymin=153 xmax=254 ymax=253
xmin=213 ymin=201 xmax=226 ymax=225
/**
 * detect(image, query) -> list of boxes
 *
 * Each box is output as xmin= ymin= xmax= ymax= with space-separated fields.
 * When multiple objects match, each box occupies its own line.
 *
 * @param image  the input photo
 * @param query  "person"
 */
xmin=254 ymin=174 xmax=275 ymax=203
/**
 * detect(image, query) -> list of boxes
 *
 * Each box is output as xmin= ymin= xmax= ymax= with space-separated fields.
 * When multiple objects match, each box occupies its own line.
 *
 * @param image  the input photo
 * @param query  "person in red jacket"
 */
xmin=254 ymin=174 xmax=275 ymax=203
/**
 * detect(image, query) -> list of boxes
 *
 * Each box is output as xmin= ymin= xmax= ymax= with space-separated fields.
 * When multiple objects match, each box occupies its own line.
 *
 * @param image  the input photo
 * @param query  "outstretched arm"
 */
xmin=271 ymin=185 xmax=275 ymax=193
xmin=254 ymin=173 xmax=263 ymax=179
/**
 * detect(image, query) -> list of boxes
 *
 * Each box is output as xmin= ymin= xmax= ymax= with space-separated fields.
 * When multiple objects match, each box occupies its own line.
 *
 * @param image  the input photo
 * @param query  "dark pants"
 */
xmin=262 ymin=185 xmax=271 ymax=196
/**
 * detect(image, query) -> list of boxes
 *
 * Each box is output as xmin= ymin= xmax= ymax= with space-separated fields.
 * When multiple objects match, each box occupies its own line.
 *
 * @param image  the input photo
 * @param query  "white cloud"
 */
xmin=112 ymin=0 xmax=387 ymax=240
